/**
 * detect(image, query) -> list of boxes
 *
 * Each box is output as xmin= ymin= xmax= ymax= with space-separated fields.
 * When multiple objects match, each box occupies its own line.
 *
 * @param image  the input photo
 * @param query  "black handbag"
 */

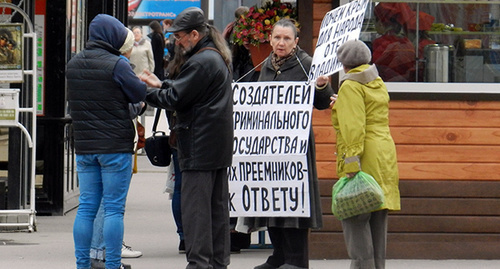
xmin=145 ymin=109 xmax=172 ymax=167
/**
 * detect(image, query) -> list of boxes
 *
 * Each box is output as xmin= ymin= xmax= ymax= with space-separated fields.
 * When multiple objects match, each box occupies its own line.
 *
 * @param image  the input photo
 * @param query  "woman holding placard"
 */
xmin=244 ymin=18 xmax=334 ymax=269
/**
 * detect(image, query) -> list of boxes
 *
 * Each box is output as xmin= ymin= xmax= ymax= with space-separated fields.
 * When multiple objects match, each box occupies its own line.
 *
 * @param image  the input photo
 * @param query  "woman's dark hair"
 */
xmin=167 ymin=46 xmax=186 ymax=79
xmin=149 ymin=20 xmax=163 ymax=34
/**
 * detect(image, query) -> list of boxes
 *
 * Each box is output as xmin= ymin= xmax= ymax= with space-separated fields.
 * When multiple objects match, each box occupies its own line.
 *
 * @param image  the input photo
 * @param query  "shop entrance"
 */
xmin=1 ymin=0 xmax=128 ymax=222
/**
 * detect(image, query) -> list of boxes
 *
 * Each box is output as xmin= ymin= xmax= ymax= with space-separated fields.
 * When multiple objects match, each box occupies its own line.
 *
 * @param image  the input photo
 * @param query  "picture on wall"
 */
xmin=0 ymin=23 xmax=23 ymax=82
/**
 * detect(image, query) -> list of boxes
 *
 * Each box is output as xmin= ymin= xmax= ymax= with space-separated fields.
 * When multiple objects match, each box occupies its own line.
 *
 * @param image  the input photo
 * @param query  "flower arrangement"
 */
xmin=232 ymin=0 xmax=298 ymax=47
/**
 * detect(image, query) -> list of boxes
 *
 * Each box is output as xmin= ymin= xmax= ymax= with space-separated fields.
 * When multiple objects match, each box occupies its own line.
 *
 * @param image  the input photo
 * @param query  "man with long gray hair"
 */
xmin=139 ymin=7 xmax=233 ymax=269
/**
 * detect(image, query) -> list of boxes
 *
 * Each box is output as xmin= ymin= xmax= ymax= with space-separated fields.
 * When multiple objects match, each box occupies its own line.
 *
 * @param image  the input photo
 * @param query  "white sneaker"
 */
xmin=121 ymin=242 xmax=142 ymax=258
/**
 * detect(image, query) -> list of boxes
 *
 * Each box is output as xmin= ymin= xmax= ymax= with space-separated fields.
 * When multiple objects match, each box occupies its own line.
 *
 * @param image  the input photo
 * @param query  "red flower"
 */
xmin=232 ymin=0 xmax=298 ymax=46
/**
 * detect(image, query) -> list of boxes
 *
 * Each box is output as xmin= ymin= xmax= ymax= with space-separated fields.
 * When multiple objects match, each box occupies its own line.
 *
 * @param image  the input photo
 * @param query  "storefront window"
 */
xmin=360 ymin=1 xmax=500 ymax=85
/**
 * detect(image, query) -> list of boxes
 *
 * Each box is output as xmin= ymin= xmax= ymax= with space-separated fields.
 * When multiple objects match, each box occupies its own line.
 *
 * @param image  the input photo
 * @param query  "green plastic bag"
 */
xmin=331 ymin=171 xmax=385 ymax=220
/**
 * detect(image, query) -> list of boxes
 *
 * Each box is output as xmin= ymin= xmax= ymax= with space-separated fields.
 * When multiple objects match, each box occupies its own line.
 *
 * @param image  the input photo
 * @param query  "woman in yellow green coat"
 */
xmin=331 ymin=40 xmax=400 ymax=269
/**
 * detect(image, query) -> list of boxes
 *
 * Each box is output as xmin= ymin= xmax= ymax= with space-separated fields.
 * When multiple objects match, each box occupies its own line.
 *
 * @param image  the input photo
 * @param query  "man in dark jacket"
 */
xmin=139 ymin=7 xmax=233 ymax=269
xmin=66 ymin=14 xmax=147 ymax=269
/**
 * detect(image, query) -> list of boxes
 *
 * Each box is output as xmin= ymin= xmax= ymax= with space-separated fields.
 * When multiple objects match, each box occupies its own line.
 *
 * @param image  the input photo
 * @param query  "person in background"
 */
xmin=139 ymin=7 xmax=233 ymax=269
xmin=405 ymin=11 xmax=436 ymax=56
xmin=244 ymin=18 xmax=334 ymax=269
xmin=372 ymin=2 xmax=416 ymax=82
xmin=89 ymin=27 xmax=144 ymax=269
xmin=222 ymin=6 xmax=248 ymax=42
xmin=223 ymin=6 xmax=259 ymax=83
xmin=67 ymin=14 xmax=147 ymax=269
xmin=404 ymin=10 xmax=436 ymax=81
xmin=163 ymin=45 xmax=186 ymax=254
xmin=162 ymin=18 xmax=173 ymax=37
xmin=148 ymin=20 xmax=166 ymax=80
xmin=162 ymin=19 xmax=175 ymax=58
xmin=162 ymin=19 xmax=176 ymax=74
xmin=332 ymin=39 xmax=400 ymax=269
xmin=222 ymin=5 xmax=254 ymax=254
xmin=130 ymin=26 xmax=155 ymax=76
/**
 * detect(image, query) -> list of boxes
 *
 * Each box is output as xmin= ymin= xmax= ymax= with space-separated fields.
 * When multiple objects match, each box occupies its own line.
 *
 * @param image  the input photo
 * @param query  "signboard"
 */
xmin=230 ymin=81 xmax=314 ymax=217
xmin=128 ymin=0 xmax=201 ymax=20
xmin=35 ymin=0 xmax=46 ymax=115
xmin=0 ymin=88 xmax=19 ymax=126
xmin=309 ymin=0 xmax=369 ymax=82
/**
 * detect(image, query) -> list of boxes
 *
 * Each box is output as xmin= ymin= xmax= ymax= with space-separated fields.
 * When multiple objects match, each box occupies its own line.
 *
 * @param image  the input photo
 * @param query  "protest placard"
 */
xmin=308 ymin=0 xmax=369 ymax=82
xmin=230 ymin=81 xmax=313 ymax=217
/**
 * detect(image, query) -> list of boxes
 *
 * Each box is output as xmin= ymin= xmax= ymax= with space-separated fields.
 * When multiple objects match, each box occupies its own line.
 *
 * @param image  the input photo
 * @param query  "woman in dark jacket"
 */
xmin=248 ymin=19 xmax=334 ymax=269
xmin=148 ymin=20 xmax=166 ymax=80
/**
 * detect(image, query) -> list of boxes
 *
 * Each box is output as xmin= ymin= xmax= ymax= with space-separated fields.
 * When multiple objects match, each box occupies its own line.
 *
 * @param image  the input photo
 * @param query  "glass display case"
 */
xmin=359 ymin=0 xmax=500 ymax=91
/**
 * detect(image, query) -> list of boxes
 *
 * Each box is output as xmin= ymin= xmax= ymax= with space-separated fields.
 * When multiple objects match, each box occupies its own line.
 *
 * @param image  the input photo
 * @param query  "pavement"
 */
xmin=1 ymin=155 xmax=500 ymax=268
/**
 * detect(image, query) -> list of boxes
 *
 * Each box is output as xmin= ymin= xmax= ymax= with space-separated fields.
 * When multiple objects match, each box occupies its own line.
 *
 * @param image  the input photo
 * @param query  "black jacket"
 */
xmin=148 ymin=32 xmax=165 ymax=80
xmin=145 ymin=37 xmax=233 ymax=171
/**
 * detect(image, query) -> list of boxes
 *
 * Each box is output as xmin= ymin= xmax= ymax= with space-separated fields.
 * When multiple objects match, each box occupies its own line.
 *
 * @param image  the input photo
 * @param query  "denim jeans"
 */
xmin=73 ymin=153 xmax=132 ymax=269
xmin=90 ymin=201 xmax=105 ymax=261
xmin=171 ymin=149 xmax=184 ymax=240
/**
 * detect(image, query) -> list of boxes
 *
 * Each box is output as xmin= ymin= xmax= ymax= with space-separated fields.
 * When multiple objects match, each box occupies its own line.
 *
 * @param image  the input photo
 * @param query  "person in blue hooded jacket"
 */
xmin=66 ymin=14 xmax=147 ymax=269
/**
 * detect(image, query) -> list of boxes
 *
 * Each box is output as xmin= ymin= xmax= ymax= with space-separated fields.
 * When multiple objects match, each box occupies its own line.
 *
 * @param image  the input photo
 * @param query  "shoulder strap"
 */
xmin=196 ymin=47 xmax=220 ymax=54
xmin=152 ymin=108 xmax=162 ymax=132
xmin=196 ymin=47 xmax=230 ymax=71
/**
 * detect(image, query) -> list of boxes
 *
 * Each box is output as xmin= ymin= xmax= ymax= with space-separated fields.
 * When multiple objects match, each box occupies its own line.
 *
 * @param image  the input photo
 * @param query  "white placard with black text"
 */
xmin=309 ymin=0 xmax=369 ymax=82
xmin=230 ymin=81 xmax=314 ymax=217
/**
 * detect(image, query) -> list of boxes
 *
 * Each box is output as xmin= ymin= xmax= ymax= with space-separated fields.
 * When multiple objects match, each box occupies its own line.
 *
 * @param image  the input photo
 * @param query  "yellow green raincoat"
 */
xmin=331 ymin=64 xmax=400 ymax=211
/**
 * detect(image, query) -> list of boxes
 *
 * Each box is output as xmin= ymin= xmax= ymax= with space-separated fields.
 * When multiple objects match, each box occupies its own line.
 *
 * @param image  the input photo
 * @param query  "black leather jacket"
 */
xmin=146 ymin=37 xmax=233 ymax=171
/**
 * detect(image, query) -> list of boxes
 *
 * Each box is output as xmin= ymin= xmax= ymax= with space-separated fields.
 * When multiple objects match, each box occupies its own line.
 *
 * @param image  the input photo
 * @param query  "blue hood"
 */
xmin=88 ymin=14 xmax=127 ymax=50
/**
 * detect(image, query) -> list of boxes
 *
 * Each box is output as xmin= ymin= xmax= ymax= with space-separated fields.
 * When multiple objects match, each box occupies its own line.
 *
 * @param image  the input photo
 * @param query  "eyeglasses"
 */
xmin=173 ymin=33 xmax=188 ymax=42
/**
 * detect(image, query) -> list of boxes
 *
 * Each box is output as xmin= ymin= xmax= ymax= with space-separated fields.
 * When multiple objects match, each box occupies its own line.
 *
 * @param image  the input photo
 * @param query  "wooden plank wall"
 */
xmin=310 ymin=100 xmax=500 ymax=259
xmin=312 ymin=0 xmax=332 ymax=47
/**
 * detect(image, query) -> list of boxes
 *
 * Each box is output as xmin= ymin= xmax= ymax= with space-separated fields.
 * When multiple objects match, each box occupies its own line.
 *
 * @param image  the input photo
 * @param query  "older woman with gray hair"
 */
xmin=331 ymin=39 xmax=400 ymax=269
xmin=247 ymin=18 xmax=334 ymax=269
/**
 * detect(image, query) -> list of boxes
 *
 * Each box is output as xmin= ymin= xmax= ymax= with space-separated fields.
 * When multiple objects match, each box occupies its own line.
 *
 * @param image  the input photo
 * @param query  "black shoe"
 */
xmin=277 ymin=264 xmax=307 ymax=269
xmin=254 ymin=263 xmax=277 ymax=269
xmin=90 ymin=259 xmax=105 ymax=269
xmin=90 ymin=259 xmax=131 ymax=269
xmin=178 ymin=240 xmax=186 ymax=254
xmin=231 ymin=231 xmax=251 ymax=250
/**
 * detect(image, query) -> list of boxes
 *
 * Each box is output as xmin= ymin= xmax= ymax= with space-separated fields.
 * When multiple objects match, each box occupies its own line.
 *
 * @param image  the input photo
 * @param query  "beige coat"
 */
xmin=331 ymin=64 xmax=400 ymax=211
xmin=129 ymin=38 xmax=154 ymax=76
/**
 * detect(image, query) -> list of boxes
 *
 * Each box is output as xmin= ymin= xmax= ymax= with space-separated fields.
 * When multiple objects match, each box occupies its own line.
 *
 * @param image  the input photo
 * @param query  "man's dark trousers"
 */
xmin=182 ymin=169 xmax=230 ymax=269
